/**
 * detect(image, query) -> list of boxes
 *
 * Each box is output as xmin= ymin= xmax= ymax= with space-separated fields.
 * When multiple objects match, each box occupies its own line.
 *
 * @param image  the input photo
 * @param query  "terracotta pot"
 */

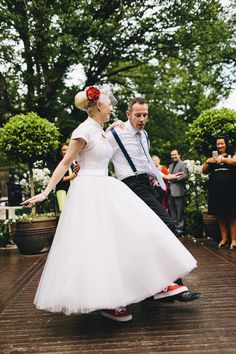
xmin=13 ymin=216 xmax=58 ymax=255
xmin=202 ymin=209 xmax=221 ymax=243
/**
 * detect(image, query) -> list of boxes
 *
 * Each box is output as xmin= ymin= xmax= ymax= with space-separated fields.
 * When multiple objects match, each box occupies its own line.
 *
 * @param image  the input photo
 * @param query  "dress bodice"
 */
xmin=71 ymin=117 xmax=113 ymax=175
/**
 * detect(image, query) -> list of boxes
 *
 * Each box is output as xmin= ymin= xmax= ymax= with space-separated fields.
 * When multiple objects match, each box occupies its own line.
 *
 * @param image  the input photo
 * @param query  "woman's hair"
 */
xmin=74 ymin=85 xmax=116 ymax=114
xmin=60 ymin=143 xmax=68 ymax=149
xmin=74 ymin=91 xmax=90 ymax=111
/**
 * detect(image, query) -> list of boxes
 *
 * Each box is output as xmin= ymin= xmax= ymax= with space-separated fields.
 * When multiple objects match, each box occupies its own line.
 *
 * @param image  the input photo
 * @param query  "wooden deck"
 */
xmin=1 ymin=237 xmax=236 ymax=354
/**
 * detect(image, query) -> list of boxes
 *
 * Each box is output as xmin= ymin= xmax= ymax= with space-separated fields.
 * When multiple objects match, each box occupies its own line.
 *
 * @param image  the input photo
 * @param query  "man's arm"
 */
xmin=163 ymin=172 xmax=185 ymax=182
xmin=176 ymin=162 xmax=188 ymax=182
xmin=166 ymin=161 xmax=188 ymax=183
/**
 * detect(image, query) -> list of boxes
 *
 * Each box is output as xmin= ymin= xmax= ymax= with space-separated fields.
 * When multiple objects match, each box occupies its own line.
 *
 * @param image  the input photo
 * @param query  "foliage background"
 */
xmin=0 ymin=0 xmax=235 ymax=161
xmin=188 ymin=108 xmax=236 ymax=156
xmin=0 ymin=0 xmax=236 ymax=238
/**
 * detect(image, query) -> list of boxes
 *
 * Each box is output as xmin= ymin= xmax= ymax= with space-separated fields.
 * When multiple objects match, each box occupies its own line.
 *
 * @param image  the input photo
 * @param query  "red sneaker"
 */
xmin=101 ymin=307 xmax=132 ymax=322
xmin=154 ymin=283 xmax=188 ymax=300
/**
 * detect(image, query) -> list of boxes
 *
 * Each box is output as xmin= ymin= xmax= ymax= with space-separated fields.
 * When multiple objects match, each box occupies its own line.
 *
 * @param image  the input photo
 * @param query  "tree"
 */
xmin=187 ymin=108 xmax=236 ymax=157
xmin=0 ymin=0 xmax=235 ymax=147
xmin=0 ymin=112 xmax=60 ymax=213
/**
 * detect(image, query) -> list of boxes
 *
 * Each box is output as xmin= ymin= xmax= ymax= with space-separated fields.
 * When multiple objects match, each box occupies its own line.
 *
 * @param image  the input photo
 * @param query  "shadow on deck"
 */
xmin=1 ymin=236 xmax=236 ymax=354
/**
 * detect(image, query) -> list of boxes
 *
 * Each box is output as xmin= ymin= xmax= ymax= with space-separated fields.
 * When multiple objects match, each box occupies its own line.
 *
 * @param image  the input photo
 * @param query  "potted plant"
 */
xmin=187 ymin=108 xmax=236 ymax=242
xmin=0 ymin=112 xmax=60 ymax=254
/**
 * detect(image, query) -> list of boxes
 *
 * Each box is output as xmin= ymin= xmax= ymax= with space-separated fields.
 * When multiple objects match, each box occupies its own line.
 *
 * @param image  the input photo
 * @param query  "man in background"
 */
xmin=168 ymin=148 xmax=188 ymax=237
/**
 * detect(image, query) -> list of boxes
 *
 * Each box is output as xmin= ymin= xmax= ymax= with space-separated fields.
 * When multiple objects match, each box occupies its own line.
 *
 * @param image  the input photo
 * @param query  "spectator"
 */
xmin=202 ymin=136 xmax=236 ymax=249
xmin=151 ymin=155 xmax=168 ymax=209
xmin=168 ymin=148 xmax=188 ymax=237
xmin=56 ymin=143 xmax=76 ymax=211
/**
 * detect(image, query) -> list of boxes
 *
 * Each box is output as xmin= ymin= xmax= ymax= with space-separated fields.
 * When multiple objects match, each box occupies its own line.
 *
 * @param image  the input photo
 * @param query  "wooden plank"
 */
xmin=0 ymin=237 xmax=236 ymax=353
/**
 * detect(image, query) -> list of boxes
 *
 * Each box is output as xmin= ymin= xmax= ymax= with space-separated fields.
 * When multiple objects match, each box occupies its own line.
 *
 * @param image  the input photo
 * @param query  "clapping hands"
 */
xmin=164 ymin=172 xmax=184 ymax=181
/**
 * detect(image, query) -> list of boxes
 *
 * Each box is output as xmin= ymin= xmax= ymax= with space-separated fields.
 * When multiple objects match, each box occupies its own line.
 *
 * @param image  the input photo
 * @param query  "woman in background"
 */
xmin=202 ymin=136 xmax=236 ymax=249
xmin=56 ymin=143 xmax=76 ymax=211
xmin=151 ymin=155 xmax=169 ymax=209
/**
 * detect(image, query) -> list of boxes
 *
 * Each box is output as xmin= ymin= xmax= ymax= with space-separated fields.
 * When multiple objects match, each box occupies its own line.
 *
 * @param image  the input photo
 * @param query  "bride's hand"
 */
xmin=21 ymin=192 xmax=47 ymax=206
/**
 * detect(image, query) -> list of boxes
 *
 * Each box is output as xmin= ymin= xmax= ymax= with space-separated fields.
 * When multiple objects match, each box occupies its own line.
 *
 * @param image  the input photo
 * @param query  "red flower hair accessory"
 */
xmin=86 ymin=86 xmax=101 ymax=101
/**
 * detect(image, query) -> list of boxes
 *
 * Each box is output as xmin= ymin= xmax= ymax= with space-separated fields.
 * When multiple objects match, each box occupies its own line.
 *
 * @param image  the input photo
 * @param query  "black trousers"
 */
xmin=122 ymin=173 xmax=183 ymax=286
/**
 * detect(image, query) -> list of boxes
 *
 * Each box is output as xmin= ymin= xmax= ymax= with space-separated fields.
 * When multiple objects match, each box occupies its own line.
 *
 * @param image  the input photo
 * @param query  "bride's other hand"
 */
xmin=21 ymin=192 xmax=47 ymax=206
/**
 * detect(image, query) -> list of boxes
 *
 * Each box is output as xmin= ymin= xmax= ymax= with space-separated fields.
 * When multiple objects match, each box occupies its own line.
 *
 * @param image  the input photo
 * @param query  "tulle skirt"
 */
xmin=34 ymin=175 xmax=196 ymax=315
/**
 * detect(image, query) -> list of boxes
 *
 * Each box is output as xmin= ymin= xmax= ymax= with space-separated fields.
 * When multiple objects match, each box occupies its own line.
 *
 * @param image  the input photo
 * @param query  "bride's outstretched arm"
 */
xmin=21 ymin=138 xmax=86 ymax=206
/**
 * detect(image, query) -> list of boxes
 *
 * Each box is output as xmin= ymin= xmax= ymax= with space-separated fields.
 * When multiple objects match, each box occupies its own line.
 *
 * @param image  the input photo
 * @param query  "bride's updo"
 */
xmin=74 ymin=91 xmax=89 ymax=111
xmin=74 ymin=85 xmax=117 ymax=113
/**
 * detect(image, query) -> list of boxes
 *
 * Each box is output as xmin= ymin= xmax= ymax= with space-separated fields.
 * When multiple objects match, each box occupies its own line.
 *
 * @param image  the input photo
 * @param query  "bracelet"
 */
xmin=41 ymin=191 xmax=48 ymax=199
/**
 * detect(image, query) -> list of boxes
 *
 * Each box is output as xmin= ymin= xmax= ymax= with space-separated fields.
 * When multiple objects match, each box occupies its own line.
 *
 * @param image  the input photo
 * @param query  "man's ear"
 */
xmin=126 ymin=110 xmax=130 ymax=119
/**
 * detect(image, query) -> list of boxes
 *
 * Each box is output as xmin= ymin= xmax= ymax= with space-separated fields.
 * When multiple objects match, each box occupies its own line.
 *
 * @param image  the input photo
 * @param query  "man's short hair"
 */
xmin=170 ymin=147 xmax=180 ymax=155
xmin=127 ymin=97 xmax=148 ymax=112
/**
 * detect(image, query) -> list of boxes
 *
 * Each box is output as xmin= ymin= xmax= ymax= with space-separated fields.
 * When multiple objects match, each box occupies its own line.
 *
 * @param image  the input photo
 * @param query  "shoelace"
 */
xmin=115 ymin=306 xmax=126 ymax=315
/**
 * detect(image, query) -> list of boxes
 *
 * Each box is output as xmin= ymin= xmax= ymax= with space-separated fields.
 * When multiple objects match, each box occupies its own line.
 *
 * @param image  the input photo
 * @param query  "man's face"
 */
xmin=170 ymin=150 xmax=180 ymax=162
xmin=126 ymin=102 xmax=148 ymax=130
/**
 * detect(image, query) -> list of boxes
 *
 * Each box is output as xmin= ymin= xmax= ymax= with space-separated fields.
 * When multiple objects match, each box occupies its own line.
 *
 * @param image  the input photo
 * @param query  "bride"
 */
xmin=22 ymin=85 xmax=197 ymax=322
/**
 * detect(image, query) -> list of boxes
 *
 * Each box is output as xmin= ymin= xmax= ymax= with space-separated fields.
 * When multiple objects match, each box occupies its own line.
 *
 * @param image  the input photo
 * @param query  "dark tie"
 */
xmin=136 ymin=131 xmax=166 ymax=190
xmin=170 ymin=162 xmax=177 ymax=174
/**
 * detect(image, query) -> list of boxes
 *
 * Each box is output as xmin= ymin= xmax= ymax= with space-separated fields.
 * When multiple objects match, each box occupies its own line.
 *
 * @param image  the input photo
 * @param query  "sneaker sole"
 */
xmin=100 ymin=311 xmax=133 ymax=322
xmin=154 ymin=285 xmax=188 ymax=300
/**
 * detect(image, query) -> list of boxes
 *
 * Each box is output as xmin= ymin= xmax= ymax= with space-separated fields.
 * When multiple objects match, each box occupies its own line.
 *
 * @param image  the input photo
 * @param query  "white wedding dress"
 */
xmin=34 ymin=117 xmax=197 ymax=315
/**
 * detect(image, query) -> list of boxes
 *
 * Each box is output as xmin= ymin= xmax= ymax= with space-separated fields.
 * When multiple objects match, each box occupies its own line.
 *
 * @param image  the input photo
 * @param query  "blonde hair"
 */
xmin=74 ymin=91 xmax=90 ymax=111
xmin=74 ymin=85 xmax=115 ymax=114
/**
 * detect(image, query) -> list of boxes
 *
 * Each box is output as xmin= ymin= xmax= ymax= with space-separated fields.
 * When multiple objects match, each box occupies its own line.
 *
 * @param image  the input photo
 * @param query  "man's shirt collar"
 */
xmin=125 ymin=120 xmax=140 ymax=136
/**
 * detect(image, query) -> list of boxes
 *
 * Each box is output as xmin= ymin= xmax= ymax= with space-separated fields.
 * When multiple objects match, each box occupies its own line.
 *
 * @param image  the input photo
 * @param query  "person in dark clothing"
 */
xmin=168 ymin=148 xmax=188 ymax=237
xmin=202 ymin=136 xmax=236 ymax=249
xmin=56 ymin=143 xmax=76 ymax=211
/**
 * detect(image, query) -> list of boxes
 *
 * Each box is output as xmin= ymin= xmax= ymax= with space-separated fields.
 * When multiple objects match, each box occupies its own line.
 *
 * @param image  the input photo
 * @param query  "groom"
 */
xmin=106 ymin=97 xmax=201 ymax=302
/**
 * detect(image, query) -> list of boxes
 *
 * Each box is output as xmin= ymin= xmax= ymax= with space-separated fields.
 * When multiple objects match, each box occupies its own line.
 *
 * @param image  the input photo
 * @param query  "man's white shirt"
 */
xmin=106 ymin=120 xmax=154 ymax=180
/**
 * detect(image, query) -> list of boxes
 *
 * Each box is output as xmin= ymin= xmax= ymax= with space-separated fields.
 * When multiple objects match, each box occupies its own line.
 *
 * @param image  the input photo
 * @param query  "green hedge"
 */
xmin=188 ymin=108 xmax=236 ymax=156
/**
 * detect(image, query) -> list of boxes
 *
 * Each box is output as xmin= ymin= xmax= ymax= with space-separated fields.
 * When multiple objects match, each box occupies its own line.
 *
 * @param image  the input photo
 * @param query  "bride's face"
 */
xmin=98 ymin=97 xmax=113 ymax=123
